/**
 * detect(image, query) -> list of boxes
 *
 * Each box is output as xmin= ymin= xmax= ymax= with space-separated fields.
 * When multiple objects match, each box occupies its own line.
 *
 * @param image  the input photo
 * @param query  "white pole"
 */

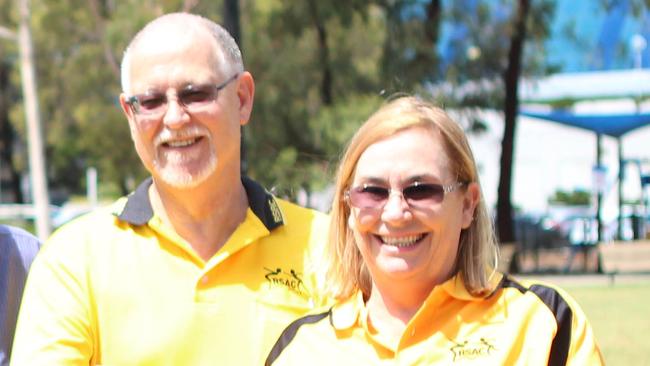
xmin=87 ymin=167 xmax=97 ymax=207
xmin=631 ymin=34 xmax=646 ymax=70
xmin=18 ymin=0 xmax=50 ymax=240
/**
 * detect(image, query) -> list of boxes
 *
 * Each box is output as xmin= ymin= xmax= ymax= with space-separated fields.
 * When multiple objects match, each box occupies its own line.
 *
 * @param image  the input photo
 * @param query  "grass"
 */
xmin=566 ymin=283 xmax=650 ymax=365
xmin=0 ymin=218 xmax=36 ymax=234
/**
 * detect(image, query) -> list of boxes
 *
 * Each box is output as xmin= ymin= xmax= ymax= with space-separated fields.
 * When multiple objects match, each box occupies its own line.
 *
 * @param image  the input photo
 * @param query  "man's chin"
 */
xmin=155 ymin=166 xmax=215 ymax=189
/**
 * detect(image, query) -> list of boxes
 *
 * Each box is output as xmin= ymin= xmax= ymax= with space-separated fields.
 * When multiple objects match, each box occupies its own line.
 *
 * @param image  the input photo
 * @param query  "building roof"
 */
xmin=519 ymin=69 xmax=650 ymax=103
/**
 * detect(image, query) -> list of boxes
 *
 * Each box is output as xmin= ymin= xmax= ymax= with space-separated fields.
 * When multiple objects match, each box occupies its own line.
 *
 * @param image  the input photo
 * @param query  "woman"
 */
xmin=266 ymin=97 xmax=603 ymax=365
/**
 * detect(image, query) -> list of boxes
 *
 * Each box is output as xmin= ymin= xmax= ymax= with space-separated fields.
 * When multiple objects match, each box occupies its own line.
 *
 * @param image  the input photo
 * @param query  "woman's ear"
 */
xmin=461 ymin=182 xmax=480 ymax=229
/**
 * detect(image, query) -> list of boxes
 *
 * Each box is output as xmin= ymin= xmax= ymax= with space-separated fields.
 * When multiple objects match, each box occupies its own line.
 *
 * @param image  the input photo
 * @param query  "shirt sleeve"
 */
xmin=303 ymin=212 xmax=334 ymax=309
xmin=563 ymin=289 xmax=605 ymax=365
xmin=0 ymin=227 xmax=41 ymax=365
xmin=10 ymin=228 xmax=96 ymax=366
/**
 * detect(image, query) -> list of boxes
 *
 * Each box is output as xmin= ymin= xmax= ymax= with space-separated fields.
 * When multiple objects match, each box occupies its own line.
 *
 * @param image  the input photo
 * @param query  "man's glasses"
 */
xmin=344 ymin=182 xmax=464 ymax=211
xmin=125 ymin=73 xmax=240 ymax=117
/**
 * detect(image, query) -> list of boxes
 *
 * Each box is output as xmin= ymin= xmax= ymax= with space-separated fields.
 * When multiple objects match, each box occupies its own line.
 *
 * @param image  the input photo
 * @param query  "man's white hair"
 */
xmin=120 ymin=13 xmax=244 ymax=94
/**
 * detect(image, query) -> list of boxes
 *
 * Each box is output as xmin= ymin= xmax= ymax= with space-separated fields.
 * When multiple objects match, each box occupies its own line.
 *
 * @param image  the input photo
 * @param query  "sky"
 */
xmin=546 ymin=0 xmax=650 ymax=71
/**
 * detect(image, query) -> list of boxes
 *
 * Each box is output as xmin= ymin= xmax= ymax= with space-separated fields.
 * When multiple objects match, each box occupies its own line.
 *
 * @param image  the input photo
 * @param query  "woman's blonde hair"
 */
xmin=326 ymin=96 xmax=498 ymax=300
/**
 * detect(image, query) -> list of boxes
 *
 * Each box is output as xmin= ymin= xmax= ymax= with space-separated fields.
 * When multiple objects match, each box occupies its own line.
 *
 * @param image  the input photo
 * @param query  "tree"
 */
xmin=377 ymin=0 xmax=442 ymax=91
xmin=0 ymin=0 xmax=559 ymax=220
xmin=496 ymin=0 xmax=530 ymax=243
xmin=0 ymin=59 xmax=23 ymax=202
xmin=241 ymin=0 xmax=384 ymax=201
xmin=426 ymin=1 xmax=555 ymax=242
xmin=0 ymin=2 xmax=26 ymax=204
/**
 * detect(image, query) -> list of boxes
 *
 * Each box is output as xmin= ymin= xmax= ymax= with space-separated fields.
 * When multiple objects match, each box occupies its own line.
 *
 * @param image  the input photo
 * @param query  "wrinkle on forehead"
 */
xmin=134 ymin=22 xmax=199 ymax=52
xmin=126 ymin=22 xmax=227 ymax=89
xmin=128 ymin=32 xmax=223 ymax=91
xmin=130 ymin=14 xmax=208 ymax=52
xmin=353 ymin=128 xmax=453 ymax=184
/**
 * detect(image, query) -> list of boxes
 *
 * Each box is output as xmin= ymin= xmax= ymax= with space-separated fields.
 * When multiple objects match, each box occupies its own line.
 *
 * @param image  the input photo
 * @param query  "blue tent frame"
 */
xmin=520 ymin=109 xmax=650 ymax=241
xmin=520 ymin=110 xmax=650 ymax=137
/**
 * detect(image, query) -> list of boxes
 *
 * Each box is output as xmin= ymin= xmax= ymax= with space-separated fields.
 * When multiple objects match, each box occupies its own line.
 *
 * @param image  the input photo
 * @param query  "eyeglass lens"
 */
xmin=134 ymin=85 xmax=218 ymax=114
xmin=348 ymin=183 xmax=447 ymax=209
xmin=129 ymin=73 xmax=240 ymax=116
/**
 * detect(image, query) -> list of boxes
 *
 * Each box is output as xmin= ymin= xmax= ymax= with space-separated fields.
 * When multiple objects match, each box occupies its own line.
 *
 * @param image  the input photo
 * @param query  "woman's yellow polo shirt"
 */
xmin=266 ymin=273 xmax=604 ymax=365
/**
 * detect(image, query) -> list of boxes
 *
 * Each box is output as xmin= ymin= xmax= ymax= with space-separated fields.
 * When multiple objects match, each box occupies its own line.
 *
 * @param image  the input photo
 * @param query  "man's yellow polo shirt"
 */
xmin=11 ymin=177 xmax=329 ymax=366
xmin=266 ymin=273 xmax=604 ymax=365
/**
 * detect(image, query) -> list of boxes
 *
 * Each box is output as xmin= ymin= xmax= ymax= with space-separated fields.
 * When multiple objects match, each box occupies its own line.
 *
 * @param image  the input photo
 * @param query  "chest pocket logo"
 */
xmin=450 ymin=338 xmax=496 ymax=362
xmin=264 ymin=267 xmax=309 ymax=297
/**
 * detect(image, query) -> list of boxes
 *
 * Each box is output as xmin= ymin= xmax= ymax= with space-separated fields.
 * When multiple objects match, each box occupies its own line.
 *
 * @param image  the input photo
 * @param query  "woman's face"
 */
xmin=347 ymin=127 xmax=479 ymax=290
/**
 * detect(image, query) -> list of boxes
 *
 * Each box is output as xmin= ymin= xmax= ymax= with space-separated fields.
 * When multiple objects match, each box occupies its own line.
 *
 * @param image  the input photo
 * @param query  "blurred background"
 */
xmin=1 ymin=0 xmax=650 ymax=363
xmin=0 ymin=0 xmax=649 ymax=243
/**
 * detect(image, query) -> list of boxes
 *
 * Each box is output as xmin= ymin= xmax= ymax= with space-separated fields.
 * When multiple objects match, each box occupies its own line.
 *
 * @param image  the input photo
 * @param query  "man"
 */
xmin=0 ymin=225 xmax=40 ymax=366
xmin=11 ymin=13 xmax=328 ymax=365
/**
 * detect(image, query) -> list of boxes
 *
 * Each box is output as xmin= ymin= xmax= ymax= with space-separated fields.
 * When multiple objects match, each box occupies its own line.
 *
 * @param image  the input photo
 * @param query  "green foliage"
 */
xmin=0 ymin=0 xmax=561 ymax=204
xmin=242 ymin=0 xmax=385 ymax=198
xmin=378 ymin=0 xmax=441 ymax=90
xmin=548 ymin=189 xmax=592 ymax=206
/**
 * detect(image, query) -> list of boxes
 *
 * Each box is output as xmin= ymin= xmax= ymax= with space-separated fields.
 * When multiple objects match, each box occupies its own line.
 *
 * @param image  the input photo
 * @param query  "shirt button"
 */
xmin=201 ymin=275 xmax=209 ymax=284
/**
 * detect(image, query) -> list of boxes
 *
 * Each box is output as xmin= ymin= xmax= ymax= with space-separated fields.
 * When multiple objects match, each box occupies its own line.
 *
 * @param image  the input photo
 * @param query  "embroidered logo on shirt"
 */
xmin=264 ymin=267 xmax=309 ymax=296
xmin=450 ymin=338 xmax=496 ymax=361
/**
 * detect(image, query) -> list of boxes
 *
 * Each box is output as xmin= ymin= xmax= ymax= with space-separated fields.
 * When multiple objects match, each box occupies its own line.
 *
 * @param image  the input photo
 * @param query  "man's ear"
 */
xmin=236 ymin=71 xmax=255 ymax=126
xmin=461 ymin=182 xmax=480 ymax=229
xmin=119 ymin=93 xmax=135 ymax=121
xmin=118 ymin=94 xmax=137 ymax=139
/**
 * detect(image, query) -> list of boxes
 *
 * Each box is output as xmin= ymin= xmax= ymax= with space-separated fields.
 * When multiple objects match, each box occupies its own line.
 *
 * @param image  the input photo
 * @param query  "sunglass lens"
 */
xmin=180 ymin=86 xmax=215 ymax=105
xmin=350 ymin=186 xmax=389 ymax=208
xmin=138 ymin=94 xmax=166 ymax=111
xmin=404 ymin=184 xmax=444 ymax=202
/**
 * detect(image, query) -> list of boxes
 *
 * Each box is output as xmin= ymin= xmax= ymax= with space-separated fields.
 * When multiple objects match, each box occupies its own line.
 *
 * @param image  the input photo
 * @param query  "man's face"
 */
xmin=120 ymin=29 xmax=253 ymax=189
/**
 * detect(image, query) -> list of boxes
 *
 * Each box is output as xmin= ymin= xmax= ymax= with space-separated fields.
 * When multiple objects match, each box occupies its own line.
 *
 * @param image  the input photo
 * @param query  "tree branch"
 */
xmin=182 ymin=0 xmax=199 ymax=12
xmin=87 ymin=0 xmax=120 ymax=79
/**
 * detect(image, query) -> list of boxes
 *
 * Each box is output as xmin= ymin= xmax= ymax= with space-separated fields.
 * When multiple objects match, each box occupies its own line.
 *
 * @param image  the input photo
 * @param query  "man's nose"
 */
xmin=162 ymin=96 xmax=190 ymax=128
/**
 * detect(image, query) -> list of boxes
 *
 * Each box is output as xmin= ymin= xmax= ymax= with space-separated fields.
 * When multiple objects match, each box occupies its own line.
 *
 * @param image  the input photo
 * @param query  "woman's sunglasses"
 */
xmin=344 ymin=182 xmax=464 ymax=210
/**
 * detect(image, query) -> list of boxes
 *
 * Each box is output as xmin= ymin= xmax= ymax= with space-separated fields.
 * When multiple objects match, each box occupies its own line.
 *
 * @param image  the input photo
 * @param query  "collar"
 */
xmin=329 ymin=272 xmax=504 ymax=330
xmin=329 ymin=291 xmax=365 ymax=330
xmin=439 ymin=271 xmax=503 ymax=301
xmin=115 ymin=176 xmax=285 ymax=231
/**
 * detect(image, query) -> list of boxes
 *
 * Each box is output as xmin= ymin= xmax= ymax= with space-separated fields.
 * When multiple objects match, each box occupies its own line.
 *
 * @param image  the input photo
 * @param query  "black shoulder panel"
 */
xmin=265 ymin=310 xmax=331 ymax=366
xmin=499 ymin=275 xmax=573 ymax=366
xmin=529 ymin=284 xmax=573 ymax=366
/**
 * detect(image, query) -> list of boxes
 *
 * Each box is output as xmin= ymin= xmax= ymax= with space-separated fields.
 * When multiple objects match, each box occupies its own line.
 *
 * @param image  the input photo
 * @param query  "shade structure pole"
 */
xmin=596 ymin=133 xmax=603 ymax=242
xmin=618 ymin=138 xmax=624 ymax=240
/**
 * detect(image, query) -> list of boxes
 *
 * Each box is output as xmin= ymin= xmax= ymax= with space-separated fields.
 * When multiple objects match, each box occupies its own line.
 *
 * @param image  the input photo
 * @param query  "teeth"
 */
xmin=166 ymin=138 xmax=198 ymax=148
xmin=381 ymin=234 xmax=424 ymax=247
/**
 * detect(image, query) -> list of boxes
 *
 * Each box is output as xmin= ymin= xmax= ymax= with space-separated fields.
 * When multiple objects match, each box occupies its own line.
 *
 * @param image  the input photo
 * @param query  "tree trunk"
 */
xmin=0 ymin=61 xmax=24 ymax=203
xmin=424 ymin=0 xmax=441 ymax=43
xmin=222 ymin=0 xmax=246 ymax=174
xmin=497 ymin=0 xmax=529 ymax=243
xmin=88 ymin=0 xmax=120 ymax=80
xmin=307 ymin=0 xmax=332 ymax=105
xmin=223 ymin=0 xmax=241 ymax=45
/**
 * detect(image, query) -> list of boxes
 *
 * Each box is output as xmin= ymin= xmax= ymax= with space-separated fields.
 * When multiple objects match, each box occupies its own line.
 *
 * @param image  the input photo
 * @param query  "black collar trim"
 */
xmin=116 ymin=177 xmax=153 ymax=226
xmin=116 ymin=176 xmax=285 ymax=230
